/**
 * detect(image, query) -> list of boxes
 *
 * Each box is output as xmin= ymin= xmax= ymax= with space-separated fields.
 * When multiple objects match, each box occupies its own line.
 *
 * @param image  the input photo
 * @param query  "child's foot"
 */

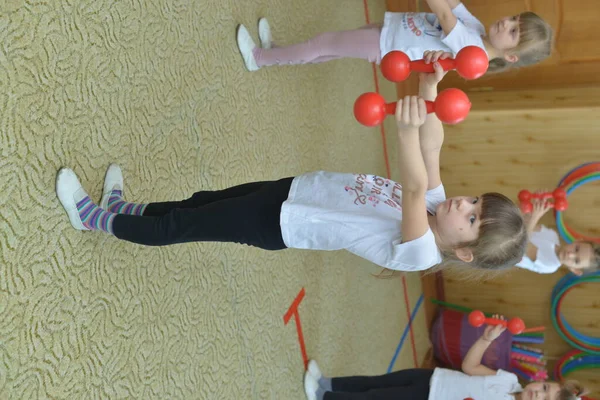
xmin=100 ymin=164 xmax=147 ymax=215
xmin=308 ymin=360 xmax=322 ymax=380
xmin=56 ymin=168 xmax=115 ymax=233
xmin=56 ymin=168 xmax=89 ymax=230
xmin=303 ymin=370 xmax=319 ymax=400
xmin=100 ymin=163 xmax=124 ymax=210
xmin=258 ymin=18 xmax=272 ymax=49
xmin=237 ymin=24 xmax=259 ymax=71
xmin=308 ymin=360 xmax=332 ymax=391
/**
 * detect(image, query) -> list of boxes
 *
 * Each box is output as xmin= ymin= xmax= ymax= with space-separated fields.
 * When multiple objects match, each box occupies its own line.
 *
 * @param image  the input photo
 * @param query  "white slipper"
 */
xmin=307 ymin=360 xmax=323 ymax=382
xmin=303 ymin=370 xmax=318 ymax=400
xmin=236 ymin=24 xmax=259 ymax=71
xmin=258 ymin=18 xmax=272 ymax=49
xmin=100 ymin=164 xmax=124 ymax=210
xmin=55 ymin=168 xmax=89 ymax=231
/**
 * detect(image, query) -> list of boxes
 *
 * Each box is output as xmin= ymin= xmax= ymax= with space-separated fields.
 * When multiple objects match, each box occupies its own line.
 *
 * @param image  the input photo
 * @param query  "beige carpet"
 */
xmin=0 ymin=1 xmax=428 ymax=398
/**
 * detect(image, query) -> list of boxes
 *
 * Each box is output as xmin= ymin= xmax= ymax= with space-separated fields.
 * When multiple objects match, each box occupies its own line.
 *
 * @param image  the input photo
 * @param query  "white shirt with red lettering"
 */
xmin=379 ymin=3 xmax=487 ymax=60
xmin=279 ymin=171 xmax=445 ymax=271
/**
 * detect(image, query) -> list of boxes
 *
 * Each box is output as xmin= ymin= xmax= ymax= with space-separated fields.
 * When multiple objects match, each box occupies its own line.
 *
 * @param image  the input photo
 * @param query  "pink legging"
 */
xmin=253 ymin=24 xmax=382 ymax=67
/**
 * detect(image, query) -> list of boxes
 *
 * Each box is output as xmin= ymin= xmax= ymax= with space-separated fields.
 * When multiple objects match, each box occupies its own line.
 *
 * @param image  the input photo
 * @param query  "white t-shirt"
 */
xmin=428 ymin=368 xmax=523 ymax=400
xmin=279 ymin=171 xmax=445 ymax=271
xmin=380 ymin=3 xmax=487 ymax=60
xmin=516 ymin=225 xmax=562 ymax=274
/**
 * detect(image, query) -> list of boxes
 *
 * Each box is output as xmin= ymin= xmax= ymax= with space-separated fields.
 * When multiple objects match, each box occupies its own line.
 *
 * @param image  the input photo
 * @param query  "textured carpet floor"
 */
xmin=0 ymin=1 xmax=428 ymax=398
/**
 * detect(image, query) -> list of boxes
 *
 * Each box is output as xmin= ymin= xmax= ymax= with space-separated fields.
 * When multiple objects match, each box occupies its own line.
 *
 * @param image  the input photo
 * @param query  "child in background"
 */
xmin=517 ymin=195 xmax=600 ymax=275
xmin=303 ymin=316 xmax=587 ymax=400
xmin=237 ymin=0 xmax=552 ymax=74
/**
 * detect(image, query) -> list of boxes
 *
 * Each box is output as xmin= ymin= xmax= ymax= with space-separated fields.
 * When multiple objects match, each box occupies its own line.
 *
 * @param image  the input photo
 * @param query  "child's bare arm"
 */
xmin=445 ymin=0 xmax=461 ymax=9
xmin=462 ymin=316 xmax=506 ymax=376
xmin=418 ymin=51 xmax=449 ymax=190
xmin=525 ymin=194 xmax=553 ymax=234
xmin=425 ymin=0 xmax=457 ymax=35
xmin=396 ymin=96 xmax=430 ymax=242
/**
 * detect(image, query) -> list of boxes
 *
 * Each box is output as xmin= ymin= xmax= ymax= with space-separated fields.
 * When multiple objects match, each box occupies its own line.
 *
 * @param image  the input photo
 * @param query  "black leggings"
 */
xmin=112 ymin=178 xmax=294 ymax=250
xmin=325 ymin=369 xmax=433 ymax=400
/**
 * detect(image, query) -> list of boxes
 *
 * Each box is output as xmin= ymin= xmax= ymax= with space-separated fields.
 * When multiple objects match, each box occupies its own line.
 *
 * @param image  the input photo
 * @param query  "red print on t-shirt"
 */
xmin=346 ymin=175 xmax=402 ymax=211
xmin=406 ymin=15 xmax=422 ymax=36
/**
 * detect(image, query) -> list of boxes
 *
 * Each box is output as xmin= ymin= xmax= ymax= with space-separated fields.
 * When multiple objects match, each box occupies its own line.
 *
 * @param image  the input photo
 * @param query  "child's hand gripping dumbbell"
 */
xmin=518 ymin=188 xmax=568 ymax=214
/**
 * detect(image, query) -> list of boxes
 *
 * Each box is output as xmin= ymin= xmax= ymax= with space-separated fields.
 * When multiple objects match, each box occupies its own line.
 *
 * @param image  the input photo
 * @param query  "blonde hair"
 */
xmin=440 ymin=192 xmax=527 ymax=272
xmin=558 ymin=380 xmax=588 ymax=400
xmin=585 ymin=241 xmax=600 ymax=269
xmin=513 ymin=380 xmax=588 ymax=400
xmin=487 ymin=12 xmax=553 ymax=74
xmin=376 ymin=193 xmax=527 ymax=280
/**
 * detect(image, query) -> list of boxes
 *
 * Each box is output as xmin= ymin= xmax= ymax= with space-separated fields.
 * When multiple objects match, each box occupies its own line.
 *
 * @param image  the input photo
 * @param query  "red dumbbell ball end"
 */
xmin=553 ymin=188 xmax=567 ymax=199
xmin=380 ymin=51 xmax=411 ymax=82
xmin=507 ymin=318 xmax=525 ymax=334
xmin=554 ymin=198 xmax=568 ymax=211
xmin=434 ymin=88 xmax=471 ymax=124
xmin=520 ymin=202 xmax=533 ymax=214
xmin=455 ymin=46 xmax=489 ymax=80
xmin=354 ymin=92 xmax=386 ymax=127
xmin=518 ymin=190 xmax=532 ymax=202
xmin=468 ymin=310 xmax=486 ymax=327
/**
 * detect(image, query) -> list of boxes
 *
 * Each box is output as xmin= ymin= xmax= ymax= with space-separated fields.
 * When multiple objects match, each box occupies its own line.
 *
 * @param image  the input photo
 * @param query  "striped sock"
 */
xmin=106 ymin=189 xmax=147 ymax=216
xmin=76 ymin=196 xmax=115 ymax=233
xmin=318 ymin=377 xmax=332 ymax=391
xmin=316 ymin=387 xmax=325 ymax=400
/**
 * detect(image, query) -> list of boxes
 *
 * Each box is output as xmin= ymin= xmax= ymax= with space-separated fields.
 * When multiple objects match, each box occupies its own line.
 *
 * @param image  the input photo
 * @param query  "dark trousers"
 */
xmin=325 ymin=368 xmax=433 ymax=400
xmin=112 ymin=178 xmax=294 ymax=250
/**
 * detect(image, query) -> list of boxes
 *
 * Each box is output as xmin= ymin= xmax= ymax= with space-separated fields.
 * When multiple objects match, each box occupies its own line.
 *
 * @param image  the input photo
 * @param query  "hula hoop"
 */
xmin=554 ymin=349 xmax=598 ymax=400
xmin=551 ymin=273 xmax=600 ymax=354
xmin=555 ymin=162 xmax=600 ymax=244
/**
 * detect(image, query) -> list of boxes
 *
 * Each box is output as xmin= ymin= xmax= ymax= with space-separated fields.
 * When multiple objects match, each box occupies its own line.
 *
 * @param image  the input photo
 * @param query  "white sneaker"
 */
xmin=100 ymin=164 xmax=124 ymax=210
xmin=303 ymin=370 xmax=318 ymax=400
xmin=258 ymin=18 xmax=272 ymax=49
xmin=236 ymin=24 xmax=259 ymax=71
xmin=55 ymin=168 xmax=89 ymax=231
xmin=307 ymin=360 xmax=323 ymax=382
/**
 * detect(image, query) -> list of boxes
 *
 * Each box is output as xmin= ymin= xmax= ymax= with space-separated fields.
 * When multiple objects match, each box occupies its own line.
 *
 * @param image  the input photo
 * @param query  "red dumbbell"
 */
xmin=353 ymin=89 xmax=471 ymax=127
xmin=468 ymin=310 xmax=525 ymax=335
xmin=380 ymin=46 xmax=489 ymax=82
xmin=518 ymin=188 xmax=568 ymax=214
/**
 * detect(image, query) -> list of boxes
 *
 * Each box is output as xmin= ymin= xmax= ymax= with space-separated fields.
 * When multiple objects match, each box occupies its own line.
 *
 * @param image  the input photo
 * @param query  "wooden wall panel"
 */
xmin=466 ymin=85 xmax=600 ymax=112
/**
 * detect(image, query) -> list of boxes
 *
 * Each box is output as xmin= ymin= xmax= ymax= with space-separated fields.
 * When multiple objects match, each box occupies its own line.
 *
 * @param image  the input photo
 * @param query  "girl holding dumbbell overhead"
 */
xmin=303 ymin=316 xmax=587 ymax=400
xmin=517 ymin=193 xmax=600 ymax=275
xmin=56 ymin=56 xmax=527 ymax=274
xmin=236 ymin=0 xmax=552 ymax=75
